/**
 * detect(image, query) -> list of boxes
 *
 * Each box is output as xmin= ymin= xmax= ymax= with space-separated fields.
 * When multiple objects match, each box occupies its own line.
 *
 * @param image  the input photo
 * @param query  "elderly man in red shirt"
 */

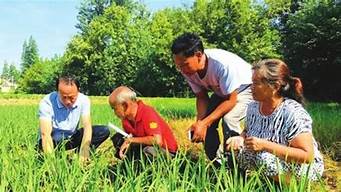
xmin=109 ymin=86 xmax=178 ymax=160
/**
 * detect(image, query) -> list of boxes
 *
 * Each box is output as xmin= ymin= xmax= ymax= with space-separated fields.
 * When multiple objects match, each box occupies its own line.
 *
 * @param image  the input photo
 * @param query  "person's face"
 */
xmin=58 ymin=81 xmax=79 ymax=108
xmin=251 ymin=71 xmax=274 ymax=102
xmin=173 ymin=52 xmax=203 ymax=75
xmin=111 ymin=102 xmax=127 ymax=120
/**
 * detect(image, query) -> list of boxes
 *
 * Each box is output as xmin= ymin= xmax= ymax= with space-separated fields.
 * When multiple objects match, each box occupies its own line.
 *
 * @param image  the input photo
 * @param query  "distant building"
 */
xmin=0 ymin=78 xmax=17 ymax=92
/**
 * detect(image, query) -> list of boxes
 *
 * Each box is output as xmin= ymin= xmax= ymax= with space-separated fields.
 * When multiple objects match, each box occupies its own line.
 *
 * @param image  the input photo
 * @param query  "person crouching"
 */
xmin=108 ymin=86 xmax=178 ymax=160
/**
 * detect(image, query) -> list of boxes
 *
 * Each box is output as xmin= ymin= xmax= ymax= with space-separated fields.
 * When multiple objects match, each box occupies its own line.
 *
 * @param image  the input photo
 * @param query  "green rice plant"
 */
xmin=306 ymin=102 xmax=341 ymax=150
xmin=0 ymin=96 xmax=335 ymax=191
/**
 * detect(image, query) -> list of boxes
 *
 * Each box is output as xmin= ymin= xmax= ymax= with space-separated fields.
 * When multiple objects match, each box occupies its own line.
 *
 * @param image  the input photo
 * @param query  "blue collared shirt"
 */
xmin=38 ymin=91 xmax=90 ymax=142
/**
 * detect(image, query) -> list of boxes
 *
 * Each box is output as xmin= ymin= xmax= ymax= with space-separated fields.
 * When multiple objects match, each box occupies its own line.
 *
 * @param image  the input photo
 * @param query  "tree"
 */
xmin=136 ymin=7 xmax=201 ymax=96
xmin=191 ymin=0 xmax=281 ymax=63
xmin=65 ymin=3 xmax=152 ymax=95
xmin=76 ymin=0 xmax=137 ymax=34
xmin=282 ymin=0 xmax=341 ymax=101
xmin=21 ymin=36 xmax=39 ymax=72
xmin=8 ymin=64 xmax=21 ymax=83
xmin=1 ymin=61 xmax=20 ymax=83
xmin=76 ymin=0 xmax=114 ymax=33
xmin=62 ymin=0 xmax=287 ymax=96
xmin=18 ymin=56 xmax=63 ymax=94
xmin=1 ymin=61 xmax=10 ymax=79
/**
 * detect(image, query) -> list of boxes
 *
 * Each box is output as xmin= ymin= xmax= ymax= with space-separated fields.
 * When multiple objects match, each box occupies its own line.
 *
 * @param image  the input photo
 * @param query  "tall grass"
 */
xmin=0 ymin=96 xmax=336 ymax=191
xmin=306 ymin=102 xmax=341 ymax=150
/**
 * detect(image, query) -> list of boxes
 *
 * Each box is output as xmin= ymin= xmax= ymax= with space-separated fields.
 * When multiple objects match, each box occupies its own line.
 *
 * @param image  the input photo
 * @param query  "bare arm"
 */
xmin=195 ymin=90 xmax=209 ymax=121
xmin=119 ymin=134 xmax=162 ymax=158
xmin=245 ymin=132 xmax=314 ymax=163
xmin=202 ymin=90 xmax=237 ymax=127
xmin=79 ymin=115 xmax=92 ymax=161
xmin=40 ymin=119 xmax=54 ymax=154
xmin=127 ymin=134 xmax=162 ymax=146
xmin=191 ymin=90 xmax=238 ymax=142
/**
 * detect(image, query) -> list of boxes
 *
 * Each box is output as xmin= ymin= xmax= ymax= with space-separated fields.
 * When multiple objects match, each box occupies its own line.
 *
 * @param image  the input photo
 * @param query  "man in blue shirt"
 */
xmin=37 ymin=74 xmax=110 ymax=161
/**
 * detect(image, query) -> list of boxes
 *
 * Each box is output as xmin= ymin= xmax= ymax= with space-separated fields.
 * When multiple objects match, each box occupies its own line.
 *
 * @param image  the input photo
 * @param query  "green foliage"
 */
xmin=76 ymin=0 xmax=141 ymax=34
xmin=1 ymin=62 xmax=9 ymax=79
xmin=18 ymin=0 xmax=285 ymax=97
xmin=8 ymin=64 xmax=21 ymax=82
xmin=263 ymin=0 xmax=292 ymax=17
xmin=135 ymin=8 xmax=200 ymax=96
xmin=1 ymin=62 xmax=21 ymax=83
xmin=17 ymin=57 xmax=63 ymax=94
xmin=65 ymin=4 xmax=152 ymax=95
xmin=18 ymin=0 xmax=339 ymax=101
xmin=191 ymin=0 xmax=281 ymax=62
xmin=282 ymin=0 xmax=341 ymax=101
xmin=20 ymin=36 xmax=39 ymax=72
xmin=62 ymin=0 xmax=282 ymax=96
xmin=307 ymin=102 xmax=341 ymax=150
xmin=73 ymin=0 xmax=278 ymax=96
xmin=0 ymin=97 xmax=334 ymax=190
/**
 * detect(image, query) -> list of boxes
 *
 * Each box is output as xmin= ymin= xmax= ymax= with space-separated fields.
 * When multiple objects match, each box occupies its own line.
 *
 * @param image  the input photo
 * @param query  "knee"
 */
xmin=93 ymin=125 xmax=110 ymax=138
xmin=223 ymin=114 xmax=239 ymax=128
xmin=255 ymin=152 xmax=280 ymax=177
xmin=222 ymin=115 xmax=243 ymax=136
xmin=111 ymin=133 xmax=125 ymax=149
xmin=222 ymin=121 xmax=240 ymax=140
xmin=143 ymin=146 xmax=158 ymax=157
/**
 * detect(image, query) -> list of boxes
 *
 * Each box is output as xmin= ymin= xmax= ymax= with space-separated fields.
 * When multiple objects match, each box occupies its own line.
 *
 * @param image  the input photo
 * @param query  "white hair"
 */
xmin=115 ymin=88 xmax=137 ymax=104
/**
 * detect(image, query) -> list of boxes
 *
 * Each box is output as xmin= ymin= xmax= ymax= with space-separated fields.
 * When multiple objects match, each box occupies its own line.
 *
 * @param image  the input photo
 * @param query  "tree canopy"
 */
xmin=21 ymin=36 xmax=39 ymax=73
xmin=16 ymin=0 xmax=341 ymax=101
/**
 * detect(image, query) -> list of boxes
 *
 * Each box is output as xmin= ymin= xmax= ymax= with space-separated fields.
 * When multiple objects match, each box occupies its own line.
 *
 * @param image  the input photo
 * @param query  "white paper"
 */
xmin=108 ymin=122 xmax=131 ymax=138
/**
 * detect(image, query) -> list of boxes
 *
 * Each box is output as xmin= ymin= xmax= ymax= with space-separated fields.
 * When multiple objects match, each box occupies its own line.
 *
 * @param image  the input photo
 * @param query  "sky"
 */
xmin=0 ymin=0 xmax=194 ymax=71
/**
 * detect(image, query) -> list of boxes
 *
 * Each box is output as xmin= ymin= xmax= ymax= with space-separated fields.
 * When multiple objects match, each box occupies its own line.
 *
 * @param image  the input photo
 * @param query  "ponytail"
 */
xmin=281 ymin=76 xmax=305 ymax=105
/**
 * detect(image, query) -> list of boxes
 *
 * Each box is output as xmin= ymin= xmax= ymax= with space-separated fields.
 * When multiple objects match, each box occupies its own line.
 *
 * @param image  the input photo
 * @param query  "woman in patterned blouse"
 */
xmin=226 ymin=59 xmax=324 ymax=181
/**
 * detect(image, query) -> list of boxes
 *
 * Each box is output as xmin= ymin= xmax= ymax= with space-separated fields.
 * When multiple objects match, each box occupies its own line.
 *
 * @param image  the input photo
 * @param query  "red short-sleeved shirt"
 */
xmin=122 ymin=101 xmax=178 ymax=153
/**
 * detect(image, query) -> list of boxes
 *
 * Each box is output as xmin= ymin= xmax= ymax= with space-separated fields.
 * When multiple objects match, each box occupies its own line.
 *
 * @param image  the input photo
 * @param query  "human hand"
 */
xmin=191 ymin=120 xmax=208 ymax=143
xmin=119 ymin=139 xmax=131 ymax=159
xmin=79 ymin=150 xmax=90 ymax=166
xmin=79 ymin=155 xmax=90 ymax=166
xmin=226 ymin=136 xmax=244 ymax=151
xmin=244 ymin=136 xmax=265 ymax=152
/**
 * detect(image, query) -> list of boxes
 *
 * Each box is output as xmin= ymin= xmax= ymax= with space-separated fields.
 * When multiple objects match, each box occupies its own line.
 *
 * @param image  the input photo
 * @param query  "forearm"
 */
xmin=202 ymin=97 xmax=236 ymax=127
xmin=262 ymin=140 xmax=313 ymax=163
xmin=80 ymin=126 xmax=92 ymax=156
xmin=40 ymin=119 xmax=54 ymax=154
xmin=41 ymin=135 xmax=54 ymax=154
xmin=196 ymin=95 xmax=209 ymax=121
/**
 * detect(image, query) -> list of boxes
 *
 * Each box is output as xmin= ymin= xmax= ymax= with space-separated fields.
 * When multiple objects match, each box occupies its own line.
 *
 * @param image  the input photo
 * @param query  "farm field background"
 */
xmin=0 ymin=94 xmax=340 ymax=191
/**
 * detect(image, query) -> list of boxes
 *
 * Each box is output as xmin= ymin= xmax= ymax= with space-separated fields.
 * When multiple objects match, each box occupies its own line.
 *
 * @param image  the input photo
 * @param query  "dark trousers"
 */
xmin=204 ymin=94 xmax=240 ymax=162
xmin=37 ymin=125 xmax=110 ymax=152
xmin=111 ymin=133 xmax=145 ymax=160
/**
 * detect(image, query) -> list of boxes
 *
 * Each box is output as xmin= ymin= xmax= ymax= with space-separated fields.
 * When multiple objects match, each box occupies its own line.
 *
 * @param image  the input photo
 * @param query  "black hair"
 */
xmin=171 ymin=32 xmax=204 ymax=57
xmin=55 ymin=73 xmax=80 ymax=91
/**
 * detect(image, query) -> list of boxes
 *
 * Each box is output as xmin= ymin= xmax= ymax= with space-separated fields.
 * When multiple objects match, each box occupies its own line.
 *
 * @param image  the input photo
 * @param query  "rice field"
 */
xmin=0 ymin=94 xmax=340 ymax=191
